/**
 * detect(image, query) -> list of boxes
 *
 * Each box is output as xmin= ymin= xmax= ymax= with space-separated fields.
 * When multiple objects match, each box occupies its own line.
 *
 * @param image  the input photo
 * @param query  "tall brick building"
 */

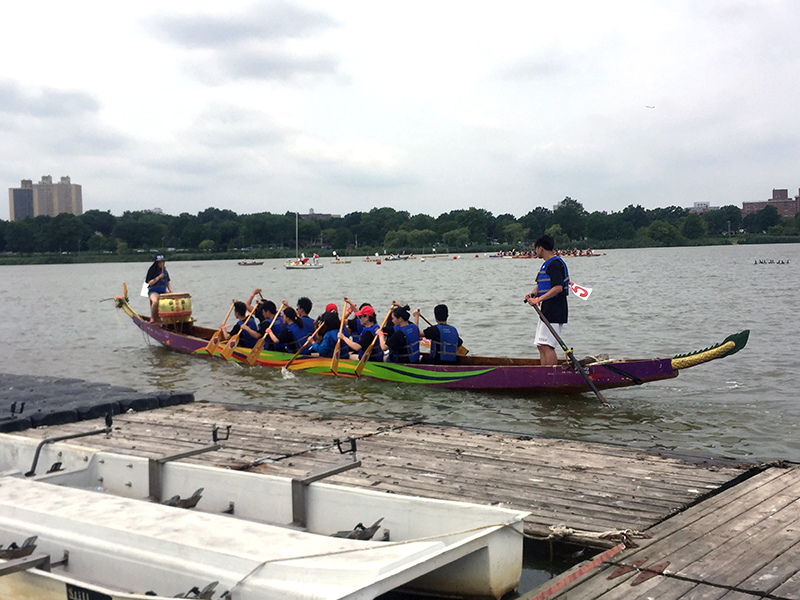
xmin=8 ymin=176 xmax=83 ymax=221
xmin=741 ymin=189 xmax=800 ymax=217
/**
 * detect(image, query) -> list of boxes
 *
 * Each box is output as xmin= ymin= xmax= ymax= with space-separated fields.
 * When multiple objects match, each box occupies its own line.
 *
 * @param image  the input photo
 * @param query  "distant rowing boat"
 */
xmin=238 ymin=259 xmax=263 ymax=266
xmin=115 ymin=287 xmax=749 ymax=395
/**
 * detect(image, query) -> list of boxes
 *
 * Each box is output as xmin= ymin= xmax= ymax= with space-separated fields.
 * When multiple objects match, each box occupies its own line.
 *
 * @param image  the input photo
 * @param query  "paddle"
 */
xmin=246 ymin=305 xmax=285 ymax=367
xmin=416 ymin=312 xmax=469 ymax=356
xmin=282 ymin=321 xmax=326 ymax=374
xmin=331 ymin=298 xmax=350 ymax=376
xmin=529 ymin=302 xmax=612 ymax=408
xmin=205 ymin=302 xmax=235 ymax=355
xmin=220 ymin=304 xmax=258 ymax=361
xmin=354 ymin=305 xmax=395 ymax=377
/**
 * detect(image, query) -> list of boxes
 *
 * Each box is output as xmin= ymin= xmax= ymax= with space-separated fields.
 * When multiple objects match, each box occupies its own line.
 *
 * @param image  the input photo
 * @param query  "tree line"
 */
xmin=1 ymin=198 xmax=798 ymax=256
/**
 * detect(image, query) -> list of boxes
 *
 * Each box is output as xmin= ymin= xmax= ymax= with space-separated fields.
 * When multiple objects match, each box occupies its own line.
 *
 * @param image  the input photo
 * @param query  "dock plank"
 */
xmin=17 ymin=402 xmax=752 ymax=545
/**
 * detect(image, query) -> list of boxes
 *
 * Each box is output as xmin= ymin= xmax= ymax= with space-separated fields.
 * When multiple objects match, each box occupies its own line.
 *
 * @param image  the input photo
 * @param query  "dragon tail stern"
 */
xmin=671 ymin=330 xmax=750 ymax=371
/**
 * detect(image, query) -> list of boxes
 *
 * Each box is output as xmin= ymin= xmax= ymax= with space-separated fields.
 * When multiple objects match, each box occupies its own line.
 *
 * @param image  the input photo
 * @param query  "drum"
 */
xmin=158 ymin=293 xmax=192 ymax=324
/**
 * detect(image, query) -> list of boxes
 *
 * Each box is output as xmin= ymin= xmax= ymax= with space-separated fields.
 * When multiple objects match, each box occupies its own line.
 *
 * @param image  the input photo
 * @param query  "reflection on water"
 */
xmin=1 ymin=243 xmax=799 ymax=462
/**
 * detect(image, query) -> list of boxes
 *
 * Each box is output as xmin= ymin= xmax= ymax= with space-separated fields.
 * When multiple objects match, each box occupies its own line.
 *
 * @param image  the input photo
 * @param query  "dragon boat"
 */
xmin=115 ymin=288 xmax=748 ymax=394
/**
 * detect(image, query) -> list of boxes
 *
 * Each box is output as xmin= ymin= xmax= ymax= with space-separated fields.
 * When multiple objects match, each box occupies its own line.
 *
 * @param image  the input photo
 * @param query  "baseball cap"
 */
xmin=354 ymin=306 xmax=375 ymax=317
xmin=325 ymin=303 xmax=338 ymax=312
xmin=154 ymin=254 xmax=165 ymax=261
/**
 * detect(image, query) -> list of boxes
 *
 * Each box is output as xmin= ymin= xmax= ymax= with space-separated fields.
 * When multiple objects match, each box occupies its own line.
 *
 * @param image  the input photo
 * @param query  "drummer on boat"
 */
xmin=144 ymin=254 xmax=171 ymax=322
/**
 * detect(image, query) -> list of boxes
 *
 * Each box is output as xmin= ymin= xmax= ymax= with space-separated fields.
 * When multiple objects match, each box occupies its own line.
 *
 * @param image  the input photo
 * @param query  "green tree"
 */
xmin=648 ymin=220 xmax=683 ymax=245
xmin=519 ymin=207 xmax=552 ymax=238
xmin=754 ymin=205 xmax=781 ymax=232
xmin=681 ymin=213 xmax=708 ymax=239
xmin=544 ymin=224 xmax=570 ymax=249
xmin=621 ymin=204 xmax=650 ymax=230
xmin=4 ymin=218 xmax=37 ymax=253
xmin=585 ymin=212 xmax=616 ymax=241
xmin=80 ymin=209 xmax=116 ymax=236
xmin=551 ymin=197 xmax=587 ymax=240
xmin=442 ymin=227 xmax=470 ymax=248
xmin=383 ymin=229 xmax=410 ymax=251
xmin=407 ymin=229 xmax=438 ymax=251
xmin=502 ymin=222 xmax=529 ymax=245
xmin=199 ymin=239 xmax=216 ymax=251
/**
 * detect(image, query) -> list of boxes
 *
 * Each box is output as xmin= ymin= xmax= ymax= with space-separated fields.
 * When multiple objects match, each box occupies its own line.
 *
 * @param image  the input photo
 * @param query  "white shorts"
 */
xmin=534 ymin=319 xmax=563 ymax=349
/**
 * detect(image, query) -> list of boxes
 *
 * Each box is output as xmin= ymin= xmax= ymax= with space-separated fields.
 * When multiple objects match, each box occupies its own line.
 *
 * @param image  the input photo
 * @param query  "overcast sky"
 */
xmin=2 ymin=1 xmax=798 ymax=221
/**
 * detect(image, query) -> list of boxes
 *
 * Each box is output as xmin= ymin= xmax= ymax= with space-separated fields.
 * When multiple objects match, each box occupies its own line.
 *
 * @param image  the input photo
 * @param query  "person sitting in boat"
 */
xmin=339 ymin=305 xmax=382 ymax=361
xmin=309 ymin=312 xmax=350 ymax=359
xmin=254 ymin=300 xmax=284 ymax=338
xmin=267 ymin=305 xmax=308 ymax=353
xmin=223 ymin=302 xmax=259 ymax=349
xmin=296 ymin=297 xmax=315 ymax=331
xmin=413 ymin=304 xmax=462 ymax=364
xmin=345 ymin=301 xmax=372 ymax=344
xmin=144 ymin=254 xmax=171 ymax=323
xmin=377 ymin=305 xmax=420 ymax=363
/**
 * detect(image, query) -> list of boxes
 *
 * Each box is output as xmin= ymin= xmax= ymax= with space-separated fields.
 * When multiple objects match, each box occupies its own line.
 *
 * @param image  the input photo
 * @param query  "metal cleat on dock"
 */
xmin=0 ymin=536 xmax=37 ymax=560
xmin=332 ymin=518 xmax=385 ymax=540
xmin=162 ymin=488 xmax=204 ymax=509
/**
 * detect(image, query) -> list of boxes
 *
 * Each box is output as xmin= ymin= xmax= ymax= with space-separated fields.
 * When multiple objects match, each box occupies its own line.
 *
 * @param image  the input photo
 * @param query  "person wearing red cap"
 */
xmin=325 ymin=303 xmax=338 ymax=313
xmin=338 ymin=305 xmax=382 ymax=361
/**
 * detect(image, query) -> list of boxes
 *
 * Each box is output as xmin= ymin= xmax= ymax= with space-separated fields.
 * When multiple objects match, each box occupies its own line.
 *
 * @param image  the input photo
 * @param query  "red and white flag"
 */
xmin=569 ymin=281 xmax=592 ymax=299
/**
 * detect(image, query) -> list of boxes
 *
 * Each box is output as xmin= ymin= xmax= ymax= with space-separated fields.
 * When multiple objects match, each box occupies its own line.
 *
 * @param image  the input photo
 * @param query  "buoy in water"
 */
xmin=376 ymin=260 xmax=381 ymax=265
xmin=475 ymin=254 xmax=479 ymax=258
xmin=420 ymin=258 xmax=425 ymax=262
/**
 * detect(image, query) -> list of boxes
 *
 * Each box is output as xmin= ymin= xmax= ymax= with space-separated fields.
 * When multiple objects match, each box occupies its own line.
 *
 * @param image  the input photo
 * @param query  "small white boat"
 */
xmin=284 ymin=259 xmax=323 ymax=269
xmin=0 ymin=433 xmax=527 ymax=600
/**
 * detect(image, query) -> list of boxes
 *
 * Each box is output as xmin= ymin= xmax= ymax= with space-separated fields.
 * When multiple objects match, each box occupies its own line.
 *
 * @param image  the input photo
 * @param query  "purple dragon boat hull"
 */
xmin=116 ymin=294 xmax=748 ymax=394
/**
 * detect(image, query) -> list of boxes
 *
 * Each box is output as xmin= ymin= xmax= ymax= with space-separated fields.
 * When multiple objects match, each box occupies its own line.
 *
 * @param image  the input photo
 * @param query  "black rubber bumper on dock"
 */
xmin=0 ymin=374 xmax=193 ymax=432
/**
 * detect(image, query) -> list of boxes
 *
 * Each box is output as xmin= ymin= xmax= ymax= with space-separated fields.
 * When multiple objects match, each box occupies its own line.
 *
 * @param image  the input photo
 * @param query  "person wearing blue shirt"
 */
xmin=310 ymin=312 xmax=349 ymax=359
xmin=224 ymin=301 xmax=259 ymax=349
xmin=144 ymin=254 xmax=171 ymax=322
xmin=524 ymin=234 xmax=569 ymax=366
xmin=413 ymin=304 xmax=462 ymax=364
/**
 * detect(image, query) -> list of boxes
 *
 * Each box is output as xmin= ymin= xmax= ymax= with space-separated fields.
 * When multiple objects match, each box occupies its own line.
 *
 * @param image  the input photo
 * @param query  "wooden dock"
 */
xmin=17 ymin=401 xmax=755 ymax=547
xmin=522 ymin=462 xmax=800 ymax=599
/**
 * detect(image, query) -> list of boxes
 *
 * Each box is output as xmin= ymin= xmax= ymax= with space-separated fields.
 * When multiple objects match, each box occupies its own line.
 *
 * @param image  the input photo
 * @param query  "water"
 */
xmin=1 ymin=244 xmax=798 ymax=463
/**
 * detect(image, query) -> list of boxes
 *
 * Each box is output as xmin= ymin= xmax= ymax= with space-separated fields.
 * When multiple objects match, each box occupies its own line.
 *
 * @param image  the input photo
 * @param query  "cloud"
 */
xmin=146 ymin=0 xmax=336 ymax=48
xmin=216 ymin=50 xmax=338 ymax=80
xmin=144 ymin=1 xmax=340 ymax=82
xmin=0 ymin=80 xmax=99 ymax=118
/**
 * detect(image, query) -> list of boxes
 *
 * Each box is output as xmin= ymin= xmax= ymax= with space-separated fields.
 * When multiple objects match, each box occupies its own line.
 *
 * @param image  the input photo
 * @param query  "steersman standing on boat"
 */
xmin=524 ymin=235 xmax=569 ymax=366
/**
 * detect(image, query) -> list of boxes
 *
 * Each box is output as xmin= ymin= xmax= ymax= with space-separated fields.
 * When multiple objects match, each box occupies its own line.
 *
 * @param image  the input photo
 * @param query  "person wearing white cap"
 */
xmin=145 ymin=254 xmax=171 ymax=322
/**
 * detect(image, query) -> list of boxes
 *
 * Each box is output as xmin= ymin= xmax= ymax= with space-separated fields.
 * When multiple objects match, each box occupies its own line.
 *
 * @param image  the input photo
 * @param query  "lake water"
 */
xmin=1 ymin=244 xmax=798 ymax=464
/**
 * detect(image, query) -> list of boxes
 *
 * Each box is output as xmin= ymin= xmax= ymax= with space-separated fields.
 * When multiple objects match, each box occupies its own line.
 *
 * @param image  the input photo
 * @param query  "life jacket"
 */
xmin=359 ymin=324 xmax=382 ymax=361
xmin=287 ymin=321 xmax=311 ymax=354
xmin=237 ymin=316 xmax=259 ymax=348
xmin=148 ymin=269 xmax=169 ymax=294
xmin=536 ymin=256 xmax=570 ymax=297
xmin=432 ymin=324 xmax=459 ymax=363
xmin=259 ymin=316 xmax=284 ymax=336
xmin=390 ymin=324 xmax=420 ymax=363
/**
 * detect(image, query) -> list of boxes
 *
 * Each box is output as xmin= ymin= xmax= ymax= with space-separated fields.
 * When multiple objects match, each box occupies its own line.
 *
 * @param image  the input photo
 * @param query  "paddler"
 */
xmin=266 ymin=304 xmax=308 ymax=353
xmin=309 ymin=312 xmax=350 ymax=359
xmin=376 ymin=305 xmax=420 ymax=363
xmin=296 ymin=297 xmax=315 ymax=330
xmin=222 ymin=301 xmax=259 ymax=349
xmin=413 ymin=304 xmax=462 ymax=364
xmin=524 ymin=234 xmax=569 ymax=366
xmin=338 ymin=305 xmax=382 ymax=362
xmin=144 ymin=254 xmax=171 ymax=323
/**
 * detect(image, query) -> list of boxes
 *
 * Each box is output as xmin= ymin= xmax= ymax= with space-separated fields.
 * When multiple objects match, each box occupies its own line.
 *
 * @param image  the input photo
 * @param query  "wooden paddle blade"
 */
xmin=457 ymin=345 xmax=469 ymax=356
xmin=205 ymin=330 xmax=222 ymax=355
xmin=246 ymin=336 xmax=266 ymax=366
xmin=220 ymin=335 xmax=239 ymax=360
xmin=331 ymin=343 xmax=341 ymax=375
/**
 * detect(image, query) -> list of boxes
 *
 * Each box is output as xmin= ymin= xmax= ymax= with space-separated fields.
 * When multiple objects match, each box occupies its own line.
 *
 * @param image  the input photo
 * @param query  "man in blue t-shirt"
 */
xmin=524 ymin=235 xmax=569 ymax=366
